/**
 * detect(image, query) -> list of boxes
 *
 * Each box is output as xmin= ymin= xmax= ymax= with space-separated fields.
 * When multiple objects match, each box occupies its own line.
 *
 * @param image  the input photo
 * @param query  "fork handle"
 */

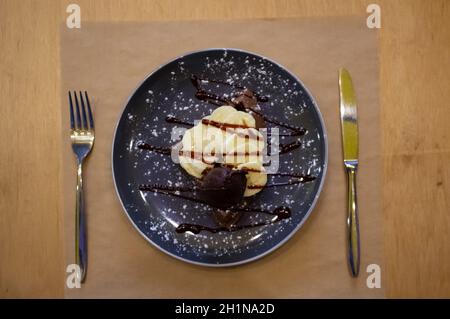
xmin=75 ymin=161 xmax=87 ymax=283
xmin=346 ymin=165 xmax=360 ymax=277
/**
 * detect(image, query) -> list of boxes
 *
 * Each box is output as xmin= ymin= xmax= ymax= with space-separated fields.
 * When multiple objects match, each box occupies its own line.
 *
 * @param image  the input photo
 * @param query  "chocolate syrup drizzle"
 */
xmin=165 ymin=115 xmax=194 ymax=127
xmin=139 ymin=171 xmax=315 ymax=193
xmin=166 ymin=114 xmax=302 ymax=138
xmin=137 ymin=143 xmax=172 ymax=155
xmin=191 ymin=75 xmax=269 ymax=103
xmin=176 ymin=206 xmax=291 ymax=234
xmin=138 ymin=169 xmax=314 ymax=233
xmin=137 ymin=74 xmax=315 ymax=234
xmin=137 ymin=141 xmax=300 ymax=159
xmin=137 ymin=142 xmax=265 ymax=165
xmin=138 ymin=183 xmax=293 ymax=234
xmin=190 ymin=75 xmax=305 ymax=137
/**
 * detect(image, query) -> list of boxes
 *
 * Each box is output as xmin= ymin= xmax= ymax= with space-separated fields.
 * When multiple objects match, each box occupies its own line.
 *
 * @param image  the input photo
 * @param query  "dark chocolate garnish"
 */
xmin=198 ymin=166 xmax=247 ymax=209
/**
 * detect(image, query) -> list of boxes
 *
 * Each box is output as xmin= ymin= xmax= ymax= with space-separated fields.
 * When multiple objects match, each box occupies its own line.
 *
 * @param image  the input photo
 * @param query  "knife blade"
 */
xmin=339 ymin=68 xmax=360 ymax=277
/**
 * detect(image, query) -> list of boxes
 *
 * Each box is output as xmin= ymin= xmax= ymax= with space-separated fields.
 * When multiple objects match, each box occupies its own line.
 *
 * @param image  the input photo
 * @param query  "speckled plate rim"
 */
xmin=111 ymin=48 xmax=328 ymax=267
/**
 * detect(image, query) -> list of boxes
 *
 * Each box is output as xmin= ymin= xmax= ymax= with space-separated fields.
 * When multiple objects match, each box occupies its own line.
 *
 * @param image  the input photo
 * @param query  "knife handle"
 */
xmin=346 ymin=165 xmax=360 ymax=277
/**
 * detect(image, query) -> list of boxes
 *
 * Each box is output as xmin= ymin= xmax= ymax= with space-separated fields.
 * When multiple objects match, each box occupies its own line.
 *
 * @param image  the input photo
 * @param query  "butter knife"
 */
xmin=339 ymin=68 xmax=360 ymax=277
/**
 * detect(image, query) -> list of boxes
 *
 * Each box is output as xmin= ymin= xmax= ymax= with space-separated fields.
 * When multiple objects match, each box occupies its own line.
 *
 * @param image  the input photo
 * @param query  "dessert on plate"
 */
xmin=138 ymin=75 xmax=315 ymax=234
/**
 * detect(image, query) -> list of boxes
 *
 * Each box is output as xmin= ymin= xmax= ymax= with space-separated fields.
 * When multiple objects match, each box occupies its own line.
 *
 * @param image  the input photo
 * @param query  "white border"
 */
xmin=111 ymin=48 xmax=329 ymax=267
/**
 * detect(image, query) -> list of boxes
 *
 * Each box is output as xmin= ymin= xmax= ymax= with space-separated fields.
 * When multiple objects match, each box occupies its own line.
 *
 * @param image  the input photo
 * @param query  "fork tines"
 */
xmin=68 ymin=91 xmax=94 ymax=130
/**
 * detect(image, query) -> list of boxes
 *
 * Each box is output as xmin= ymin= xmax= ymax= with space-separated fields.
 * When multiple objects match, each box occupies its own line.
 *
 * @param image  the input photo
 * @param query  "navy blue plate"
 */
xmin=112 ymin=49 xmax=327 ymax=266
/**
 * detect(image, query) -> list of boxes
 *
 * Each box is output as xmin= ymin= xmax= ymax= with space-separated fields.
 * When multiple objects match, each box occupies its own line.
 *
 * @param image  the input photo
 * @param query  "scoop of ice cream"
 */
xmin=237 ymin=162 xmax=268 ymax=197
xmin=179 ymin=105 xmax=267 ymax=196
xmin=198 ymin=166 xmax=247 ymax=209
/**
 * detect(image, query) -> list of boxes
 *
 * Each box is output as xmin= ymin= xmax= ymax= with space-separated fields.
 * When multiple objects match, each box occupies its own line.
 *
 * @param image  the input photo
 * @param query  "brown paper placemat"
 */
xmin=61 ymin=17 xmax=382 ymax=298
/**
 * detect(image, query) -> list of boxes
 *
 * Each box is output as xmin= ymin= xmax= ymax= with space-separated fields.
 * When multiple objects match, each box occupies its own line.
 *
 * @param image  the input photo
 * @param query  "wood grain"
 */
xmin=0 ymin=0 xmax=449 ymax=298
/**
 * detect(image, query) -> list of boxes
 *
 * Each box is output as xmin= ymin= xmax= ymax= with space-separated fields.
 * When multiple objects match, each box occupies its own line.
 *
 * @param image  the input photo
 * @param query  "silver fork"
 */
xmin=68 ymin=91 xmax=95 ymax=283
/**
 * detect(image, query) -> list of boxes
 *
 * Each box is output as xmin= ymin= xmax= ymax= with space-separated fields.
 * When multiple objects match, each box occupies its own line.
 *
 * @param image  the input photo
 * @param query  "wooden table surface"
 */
xmin=0 ymin=0 xmax=449 ymax=298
